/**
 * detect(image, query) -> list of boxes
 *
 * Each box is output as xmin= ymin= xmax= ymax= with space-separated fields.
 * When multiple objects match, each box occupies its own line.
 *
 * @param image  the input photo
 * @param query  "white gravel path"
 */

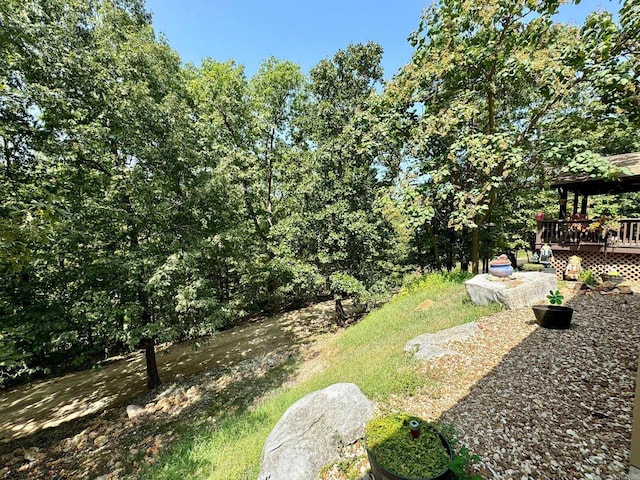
xmin=431 ymin=291 xmax=640 ymax=479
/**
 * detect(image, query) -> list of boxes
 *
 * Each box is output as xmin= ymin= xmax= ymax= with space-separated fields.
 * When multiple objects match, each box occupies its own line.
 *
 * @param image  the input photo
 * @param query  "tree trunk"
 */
xmin=428 ymin=224 xmax=441 ymax=270
xmin=142 ymin=337 xmax=162 ymax=390
xmin=335 ymin=298 xmax=346 ymax=327
xmin=265 ymin=128 xmax=275 ymax=230
xmin=471 ymin=227 xmax=480 ymax=274
xmin=461 ymin=226 xmax=469 ymax=272
xmin=415 ymin=231 xmax=424 ymax=273
xmin=448 ymin=199 xmax=456 ymax=271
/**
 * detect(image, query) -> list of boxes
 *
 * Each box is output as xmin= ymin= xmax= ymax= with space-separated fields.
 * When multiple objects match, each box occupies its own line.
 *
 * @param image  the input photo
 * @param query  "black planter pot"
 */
xmin=532 ymin=305 xmax=573 ymax=329
xmin=366 ymin=433 xmax=452 ymax=480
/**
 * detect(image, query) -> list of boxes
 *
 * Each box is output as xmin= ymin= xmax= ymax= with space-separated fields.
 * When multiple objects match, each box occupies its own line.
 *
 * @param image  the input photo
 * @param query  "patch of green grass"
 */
xmin=144 ymin=274 xmax=502 ymax=480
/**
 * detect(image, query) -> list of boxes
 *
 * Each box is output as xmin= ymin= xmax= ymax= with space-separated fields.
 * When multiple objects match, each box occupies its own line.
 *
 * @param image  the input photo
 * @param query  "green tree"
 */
xmin=188 ymin=57 xmax=311 ymax=311
xmin=294 ymin=42 xmax=398 ymax=322
xmin=389 ymin=0 xmax=637 ymax=273
xmin=1 ymin=0 xmax=238 ymax=389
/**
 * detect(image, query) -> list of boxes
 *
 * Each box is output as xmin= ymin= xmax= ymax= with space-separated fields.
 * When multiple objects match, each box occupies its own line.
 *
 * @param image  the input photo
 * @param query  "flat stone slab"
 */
xmin=465 ymin=272 xmax=557 ymax=309
xmin=404 ymin=322 xmax=481 ymax=360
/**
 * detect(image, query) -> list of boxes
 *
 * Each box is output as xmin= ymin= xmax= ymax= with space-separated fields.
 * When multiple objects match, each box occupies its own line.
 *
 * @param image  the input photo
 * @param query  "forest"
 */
xmin=1 ymin=0 xmax=639 ymax=390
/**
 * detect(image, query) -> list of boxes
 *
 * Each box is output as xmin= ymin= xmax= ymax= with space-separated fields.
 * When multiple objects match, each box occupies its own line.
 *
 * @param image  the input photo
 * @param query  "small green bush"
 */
xmin=397 ymin=270 xmax=473 ymax=299
xmin=366 ymin=413 xmax=450 ymax=478
xmin=521 ymin=263 xmax=543 ymax=271
xmin=578 ymin=269 xmax=597 ymax=286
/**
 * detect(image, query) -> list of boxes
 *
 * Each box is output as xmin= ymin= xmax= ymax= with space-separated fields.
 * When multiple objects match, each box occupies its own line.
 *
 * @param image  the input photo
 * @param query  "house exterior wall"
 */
xmin=551 ymin=250 xmax=640 ymax=282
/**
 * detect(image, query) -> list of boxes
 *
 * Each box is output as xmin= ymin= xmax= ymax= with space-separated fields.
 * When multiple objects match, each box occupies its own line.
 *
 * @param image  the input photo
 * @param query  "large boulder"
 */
xmin=465 ymin=272 xmax=557 ymax=309
xmin=258 ymin=383 xmax=373 ymax=480
xmin=404 ymin=322 xmax=481 ymax=360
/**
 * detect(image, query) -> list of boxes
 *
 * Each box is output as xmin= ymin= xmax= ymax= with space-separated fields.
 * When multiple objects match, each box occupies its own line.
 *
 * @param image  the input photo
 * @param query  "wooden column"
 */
xmin=558 ymin=187 xmax=568 ymax=220
xmin=572 ymin=191 xmax=579 ymax=215
xmin=581 ymin=194 xmax=589 ymax=215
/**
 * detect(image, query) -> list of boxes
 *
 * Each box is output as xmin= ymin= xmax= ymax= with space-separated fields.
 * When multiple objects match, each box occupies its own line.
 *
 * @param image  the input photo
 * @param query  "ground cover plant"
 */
xmin=143 ymin=273 xmax=501 ymax=479
xmin=365 ymin=413 xmax=449 ymax=478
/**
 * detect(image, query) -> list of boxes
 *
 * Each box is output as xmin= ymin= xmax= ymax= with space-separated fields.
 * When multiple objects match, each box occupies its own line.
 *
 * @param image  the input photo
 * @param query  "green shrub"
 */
xmin=578 ymin=269 xmax=597 ymax=286
xmin=521 ymin=263 xmax=543 ymax=271
xmin=397 ymin=270 xmax=473 ymax=299
xmin=366 ymin=413 xmax=450 ymax=478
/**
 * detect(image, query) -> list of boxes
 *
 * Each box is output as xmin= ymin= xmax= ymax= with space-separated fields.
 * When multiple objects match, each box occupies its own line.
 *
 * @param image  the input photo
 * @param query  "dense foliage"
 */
xmin=1 ymin=0 xmax=638 ymax=388
xmin=385 ymin=0 xmax=640 ymax=273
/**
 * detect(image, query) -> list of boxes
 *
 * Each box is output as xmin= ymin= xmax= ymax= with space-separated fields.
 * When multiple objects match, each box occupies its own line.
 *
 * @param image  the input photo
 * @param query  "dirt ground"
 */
xmin=0 ymin=300 xmax=339 ymax=445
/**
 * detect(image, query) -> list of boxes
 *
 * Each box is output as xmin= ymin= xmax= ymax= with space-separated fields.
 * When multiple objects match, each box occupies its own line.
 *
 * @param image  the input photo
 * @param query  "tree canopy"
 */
xmin=1 ymin=0 xmax=638 ymax=389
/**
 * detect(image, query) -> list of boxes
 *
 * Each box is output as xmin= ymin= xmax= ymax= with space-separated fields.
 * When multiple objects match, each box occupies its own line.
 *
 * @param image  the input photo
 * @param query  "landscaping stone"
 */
xmin=404 ymin=322 xmax=482 ymax=360
xmin=93 ymin=435 xmax=108 ymax=448
xmin=574 ymin=281 xmax=588 ymax=291
xmin=465 ymin=272 xmax=557 ymax=309
xmin=126 ymin=405 xmax=145 ymax=419
xmin=258 ymin=383 xmax=373 ymax=480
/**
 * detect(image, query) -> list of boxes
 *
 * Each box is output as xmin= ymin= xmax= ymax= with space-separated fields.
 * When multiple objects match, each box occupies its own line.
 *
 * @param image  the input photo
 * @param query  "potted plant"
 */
xmin=532 ymin=290 xmax=573 ymax=329
xmin=588 ymin=215 xmax=621 ymax=239
xmin=366 ymin=413 xmax=452 ymax=480
xmin=602 ymin=270 xmax=625 ymax=286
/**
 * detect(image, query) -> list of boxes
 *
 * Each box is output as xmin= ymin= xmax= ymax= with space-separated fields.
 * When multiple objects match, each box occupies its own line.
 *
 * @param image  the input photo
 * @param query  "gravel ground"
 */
xmin=416 ymin=289 xmax=640 ymax=480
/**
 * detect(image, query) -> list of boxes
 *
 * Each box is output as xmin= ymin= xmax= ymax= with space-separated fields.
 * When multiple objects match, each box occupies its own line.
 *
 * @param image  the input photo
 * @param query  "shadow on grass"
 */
xmin=436 ymin=292 xmax=640 ymax=478
xmin=138 ymin=354 xmax=301 ymax=480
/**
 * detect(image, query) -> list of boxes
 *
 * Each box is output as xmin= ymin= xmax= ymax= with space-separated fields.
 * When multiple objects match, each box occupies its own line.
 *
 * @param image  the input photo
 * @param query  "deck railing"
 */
xmin=537 ymin=218 xmax=640 ymax=249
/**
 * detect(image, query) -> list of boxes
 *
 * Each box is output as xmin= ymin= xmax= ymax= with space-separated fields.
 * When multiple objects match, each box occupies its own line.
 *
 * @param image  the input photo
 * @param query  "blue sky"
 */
xmin=146 ymin=0 xmax=620 ymax=79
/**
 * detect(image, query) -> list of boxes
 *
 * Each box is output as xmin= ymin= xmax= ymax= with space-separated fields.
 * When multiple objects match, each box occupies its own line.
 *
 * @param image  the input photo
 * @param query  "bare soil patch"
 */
xmin=0 ymin=300 xmax=343 ymax=479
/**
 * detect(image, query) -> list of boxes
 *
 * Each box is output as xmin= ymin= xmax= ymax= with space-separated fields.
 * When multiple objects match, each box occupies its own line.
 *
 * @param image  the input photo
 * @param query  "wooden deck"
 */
xmin=536 ymin=218 xmax=640 ymax=254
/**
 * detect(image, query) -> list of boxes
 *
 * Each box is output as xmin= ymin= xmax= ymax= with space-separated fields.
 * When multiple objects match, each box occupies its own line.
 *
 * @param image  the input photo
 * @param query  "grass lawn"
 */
xmin=143 ymin=273 xmax=502 ymax=480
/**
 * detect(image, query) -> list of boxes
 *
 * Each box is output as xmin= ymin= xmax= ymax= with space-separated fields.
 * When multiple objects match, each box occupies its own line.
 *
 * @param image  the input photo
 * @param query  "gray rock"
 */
xmin=465 ymin=272 xmax=557 ymax=309
xmin=93 ymin=435 xmax=108 ymax=448
xmin=404 ymin=322 xmax=481 ymax=360
xmin=258 ymin=383 xmax=373 ymax=480
xmin=126 ymin=404 xmax=146 ymax=419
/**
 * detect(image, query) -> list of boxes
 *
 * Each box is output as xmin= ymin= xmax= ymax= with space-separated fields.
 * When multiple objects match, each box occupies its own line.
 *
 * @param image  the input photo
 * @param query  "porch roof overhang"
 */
xmin=551 ymin=152 xmax=640 ymax=195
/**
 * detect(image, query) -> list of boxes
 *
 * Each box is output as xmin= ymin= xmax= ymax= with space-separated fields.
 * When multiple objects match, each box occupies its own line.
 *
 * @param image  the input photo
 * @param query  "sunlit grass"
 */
xmin=144 ymin=274 xmax=502 ymax=480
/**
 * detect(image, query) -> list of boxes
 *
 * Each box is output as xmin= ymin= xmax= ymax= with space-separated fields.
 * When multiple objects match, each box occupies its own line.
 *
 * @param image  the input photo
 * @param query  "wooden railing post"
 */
xmin=536 ymin=221 xmax=543 ymax=246
xmin=538 ymin=218 xmax=640 ymax=252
